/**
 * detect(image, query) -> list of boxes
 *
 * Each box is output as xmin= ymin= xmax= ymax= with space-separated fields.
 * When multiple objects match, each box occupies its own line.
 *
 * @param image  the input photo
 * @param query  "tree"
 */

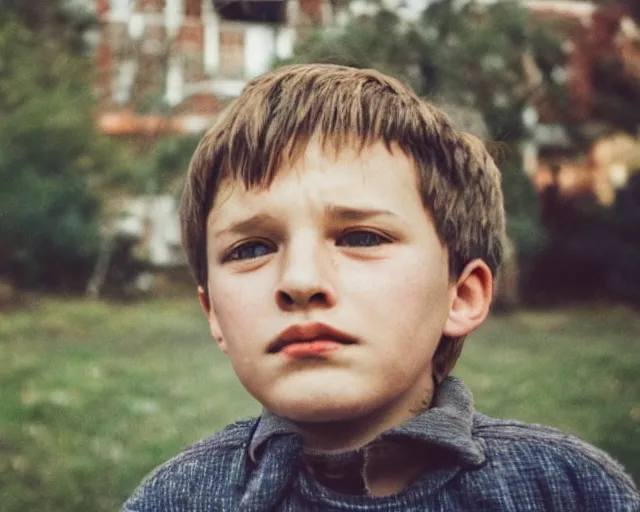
xmin=0 ymin=0 xmax=96 ymax=53
xmin=0 ymin=16 xmax=120 ymax=290
xmin=286 ymin=1 xmax=566 ymax=139
xmin=280 ymin=10 xmax=418 ymax=87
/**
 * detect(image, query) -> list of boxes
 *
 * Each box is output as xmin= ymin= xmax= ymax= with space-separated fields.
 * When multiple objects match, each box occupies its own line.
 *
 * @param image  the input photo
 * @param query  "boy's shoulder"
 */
xmin=124 ymin=412 xmax=639 ymax=511
xmin=473 ymin=412 xmax=629 ymax=474
xmin=123 ymin=418 xmax=258 ymax=512
xmin=472 ymin=413 xmax=638 ymax=503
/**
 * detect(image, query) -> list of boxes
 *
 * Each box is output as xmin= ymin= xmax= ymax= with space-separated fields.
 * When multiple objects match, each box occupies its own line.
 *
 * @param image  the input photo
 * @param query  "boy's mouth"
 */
xmin=268 ymin=323 xmax=358 ymax=354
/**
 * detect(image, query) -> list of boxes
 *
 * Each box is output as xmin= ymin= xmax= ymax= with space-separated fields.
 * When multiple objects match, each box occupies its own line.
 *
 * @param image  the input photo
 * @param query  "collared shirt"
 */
xmin=123 ymin=377 xmax=640 ymax=511
xmin=248 ymin=376 xmax=485 ymax=497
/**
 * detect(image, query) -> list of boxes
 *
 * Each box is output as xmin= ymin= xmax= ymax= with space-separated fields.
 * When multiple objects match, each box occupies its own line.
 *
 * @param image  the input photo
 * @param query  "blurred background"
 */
xmin=0 ymin=0 xmax=639 ymax=509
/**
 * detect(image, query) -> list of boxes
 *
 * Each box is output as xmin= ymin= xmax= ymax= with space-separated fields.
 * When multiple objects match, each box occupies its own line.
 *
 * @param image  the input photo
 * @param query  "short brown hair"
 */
xmin=181 ymin=63 xmax=505 ymax=292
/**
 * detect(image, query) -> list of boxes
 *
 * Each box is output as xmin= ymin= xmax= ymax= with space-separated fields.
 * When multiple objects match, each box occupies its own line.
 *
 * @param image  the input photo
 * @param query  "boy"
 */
xmin=124 ymin=64 xmax=639 ymax=511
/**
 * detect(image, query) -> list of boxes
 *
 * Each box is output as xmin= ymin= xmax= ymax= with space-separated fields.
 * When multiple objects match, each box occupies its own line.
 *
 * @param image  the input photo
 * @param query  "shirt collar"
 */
xmin=249 ymin=376 xmax=485 ymax=468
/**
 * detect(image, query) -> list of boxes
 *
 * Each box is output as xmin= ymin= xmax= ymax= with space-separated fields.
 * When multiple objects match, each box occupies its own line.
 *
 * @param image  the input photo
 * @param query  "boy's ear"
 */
xmin=197 ymin=286 xmax=228 ymax=354
xmin=443 ymin=259 xmax=493 ymax=338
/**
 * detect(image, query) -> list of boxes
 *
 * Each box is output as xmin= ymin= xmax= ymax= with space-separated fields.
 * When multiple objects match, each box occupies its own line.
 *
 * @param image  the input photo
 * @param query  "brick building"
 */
xmin=95 ymin=0 xmax=330 ymax=135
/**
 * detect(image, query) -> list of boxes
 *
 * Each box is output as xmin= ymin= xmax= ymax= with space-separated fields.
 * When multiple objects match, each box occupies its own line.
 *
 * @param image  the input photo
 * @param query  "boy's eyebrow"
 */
xmin=212 ymin=213 xmax=278 ymax=238
xmin=324 ymin=204 xmax=400 ymax=222
xmin=213 ymin=206 xmax=402 ymax=238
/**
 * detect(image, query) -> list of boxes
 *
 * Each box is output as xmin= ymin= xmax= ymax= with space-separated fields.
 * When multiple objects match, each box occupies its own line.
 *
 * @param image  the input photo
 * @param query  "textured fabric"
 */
xmin=251 ymin=377 xmax=483 ymax=497
xmin=123 ymin=377 xmax=640 ymax=511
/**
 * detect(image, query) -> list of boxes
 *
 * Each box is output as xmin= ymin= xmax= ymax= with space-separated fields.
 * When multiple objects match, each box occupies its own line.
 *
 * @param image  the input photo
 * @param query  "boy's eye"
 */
xmin=337 ymin=231 xmax=391 ymax=247
xmin=225 ymin=241 xmax=275 ymax=262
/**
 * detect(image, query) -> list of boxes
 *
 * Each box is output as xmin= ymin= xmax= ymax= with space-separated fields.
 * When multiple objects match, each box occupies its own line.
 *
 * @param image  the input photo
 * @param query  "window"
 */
xmin=165 ymin=0 xmax=184 ymax=36
xmin=113 ymin=59 xmax=138 ymax=104
xmin=218 ymin=27 xmax=245 ymax=79
xmin=165 ymin=57 xmax=185 ymax=106
xmin=110 ymin=0 xmax=132 ymax=21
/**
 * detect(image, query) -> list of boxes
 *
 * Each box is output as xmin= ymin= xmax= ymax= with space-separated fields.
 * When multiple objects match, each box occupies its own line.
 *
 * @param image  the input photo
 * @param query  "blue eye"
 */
xmin=226 ymin=241 xmax=274 ymax=261
xmin=337 ymin=231 xmax=390 ymax=247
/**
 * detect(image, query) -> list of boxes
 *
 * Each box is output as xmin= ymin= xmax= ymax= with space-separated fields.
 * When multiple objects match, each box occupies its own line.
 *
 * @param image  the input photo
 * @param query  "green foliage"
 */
xmin=0 ymin=18 xmax=118 ymax=289
xmin=125 ymin=136 xmax=201 ymax=196
xmin=279 ymin=10 xmax=419 ymax=87
xmin=500 ymin=159 xmax=546 ymax=261
xmin=0 ymin=0 xmax=96 ymax=53
xmin=283 ymin=0 xmax=566 ymax=141
xmin=410 ymin=0 xmax=535 ymax=140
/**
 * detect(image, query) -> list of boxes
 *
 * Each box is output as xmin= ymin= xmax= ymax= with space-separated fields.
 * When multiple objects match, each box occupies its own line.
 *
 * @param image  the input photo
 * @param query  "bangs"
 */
xmin=203 ymin=64 xmax=452 ymax=195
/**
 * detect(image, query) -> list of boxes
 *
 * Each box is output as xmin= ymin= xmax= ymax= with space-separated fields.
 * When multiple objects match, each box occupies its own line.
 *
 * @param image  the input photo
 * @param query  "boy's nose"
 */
xmin=276 ymin=236 xmax=337 ymax=311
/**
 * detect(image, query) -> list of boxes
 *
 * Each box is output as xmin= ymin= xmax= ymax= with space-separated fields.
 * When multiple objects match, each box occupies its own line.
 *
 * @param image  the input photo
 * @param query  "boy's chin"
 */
xmin=277 ymin=407 xmax=361 ymax=424
xmin=264 ymin=394 xmax=382 ymax=424
xmin=243 ymin=370 xmax=432 ymax=426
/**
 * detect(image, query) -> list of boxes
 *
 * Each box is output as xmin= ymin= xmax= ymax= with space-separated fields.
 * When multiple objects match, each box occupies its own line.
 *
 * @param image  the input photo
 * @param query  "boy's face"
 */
xmin=202 ymin=141 xmax=462 ymax=425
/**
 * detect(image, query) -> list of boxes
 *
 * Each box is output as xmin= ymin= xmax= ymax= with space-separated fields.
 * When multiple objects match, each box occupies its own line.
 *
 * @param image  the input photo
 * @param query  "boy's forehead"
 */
xmin=207 ymin=140 xmax=421 ymax=220
xmin=207 ymin=143 xmax=424 ymax=232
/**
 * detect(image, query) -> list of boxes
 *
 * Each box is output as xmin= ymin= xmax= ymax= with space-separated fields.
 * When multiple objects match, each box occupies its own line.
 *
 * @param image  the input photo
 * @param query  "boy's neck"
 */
xmin=293 ymin=385 xmax=434 ymax=452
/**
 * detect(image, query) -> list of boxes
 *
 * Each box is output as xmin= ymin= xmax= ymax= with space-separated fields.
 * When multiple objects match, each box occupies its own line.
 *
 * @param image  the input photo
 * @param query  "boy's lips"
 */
xmin=268 ymin=323 xmax=358 ymax=354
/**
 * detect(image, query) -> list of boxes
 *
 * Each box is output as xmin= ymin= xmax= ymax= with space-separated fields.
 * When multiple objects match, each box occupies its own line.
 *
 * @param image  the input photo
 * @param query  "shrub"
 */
xmin=0 ymin=19 xmax=106 ymax=290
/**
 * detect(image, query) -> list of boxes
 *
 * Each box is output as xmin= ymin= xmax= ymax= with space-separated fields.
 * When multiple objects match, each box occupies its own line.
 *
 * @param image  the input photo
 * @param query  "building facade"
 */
xmin=95 ymin=0 xmax=330 ymax=135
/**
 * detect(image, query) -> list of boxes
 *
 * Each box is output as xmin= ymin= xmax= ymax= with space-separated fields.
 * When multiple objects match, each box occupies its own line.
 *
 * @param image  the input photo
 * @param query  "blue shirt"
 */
xmin=124 ymin=377 xmax=639 ymax=511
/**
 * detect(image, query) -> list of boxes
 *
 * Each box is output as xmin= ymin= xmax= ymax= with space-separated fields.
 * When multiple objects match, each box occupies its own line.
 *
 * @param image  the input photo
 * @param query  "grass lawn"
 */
xmin=1 ymin=296 xmax=638 ymax=511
